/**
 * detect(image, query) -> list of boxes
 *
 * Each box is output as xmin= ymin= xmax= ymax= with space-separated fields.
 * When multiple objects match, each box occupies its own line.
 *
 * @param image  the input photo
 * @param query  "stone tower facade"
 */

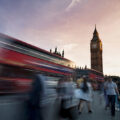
xmin=90 ymin=26 xmax=103 ymax=73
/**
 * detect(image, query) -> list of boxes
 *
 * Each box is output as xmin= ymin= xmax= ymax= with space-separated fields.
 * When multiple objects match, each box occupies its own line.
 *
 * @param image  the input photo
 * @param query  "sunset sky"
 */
xmin=0 ymin=0 xmax=120 ymax=75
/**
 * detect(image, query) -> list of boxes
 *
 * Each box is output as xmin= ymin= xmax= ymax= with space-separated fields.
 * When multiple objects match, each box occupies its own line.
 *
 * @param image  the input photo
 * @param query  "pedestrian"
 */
xmin=115 ymin=81 xmax=120 ymax=111
xmin=78 ymin=76 xmax=93 ymax=114
xmin=104 ymin=77 xmax=120 ymax=116
xmin=117 ymin=82 xmax=120 ymax=111
xmin=28 ymin=74 xmax=46 ymax=120
xmin=57 ymin=76 xmax=78 ymax=120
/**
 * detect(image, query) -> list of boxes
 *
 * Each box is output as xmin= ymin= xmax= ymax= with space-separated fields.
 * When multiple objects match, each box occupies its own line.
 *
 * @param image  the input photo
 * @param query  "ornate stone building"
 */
xmin=90 ymin=26 xmax=103 ymax=73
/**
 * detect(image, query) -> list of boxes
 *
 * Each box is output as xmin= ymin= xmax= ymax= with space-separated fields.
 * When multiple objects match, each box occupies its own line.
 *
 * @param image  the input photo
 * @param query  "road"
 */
xmin=0 ymin=92 xmax=120 ymax=120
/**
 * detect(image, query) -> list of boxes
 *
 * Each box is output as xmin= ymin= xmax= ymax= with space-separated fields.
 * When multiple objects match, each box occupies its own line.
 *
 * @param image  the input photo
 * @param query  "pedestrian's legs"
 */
xmin=68 ymin=107 xmax=79 ymax=120
xmin=105 ymin=95 xmax=109 ymax=109
xmin=87 ymin=101 xmax=92 ymax=112
xmin=119 ymin=101 xmax=120 ymax=110
xmin=29 ymin=107 xmax=37 ymax=120
xmin=78 ymin=100 xmax=80 ymax=110
xmin=108 ymin=95 xmax=112 ymax=112
xmin=111 ymin=95 xmax=115 ymax=116
xmin=79 ymin=100 xmax=84 ymax=113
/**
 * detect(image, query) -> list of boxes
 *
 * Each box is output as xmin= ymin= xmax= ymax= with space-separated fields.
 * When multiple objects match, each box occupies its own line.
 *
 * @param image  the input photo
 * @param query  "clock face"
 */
xmin=92 ymin=43 xmax=97 ymax=48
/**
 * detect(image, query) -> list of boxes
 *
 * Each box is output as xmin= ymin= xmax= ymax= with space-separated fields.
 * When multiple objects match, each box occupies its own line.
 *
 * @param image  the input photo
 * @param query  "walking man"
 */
xmin=104 ymin=77 xmax=119 ymax=116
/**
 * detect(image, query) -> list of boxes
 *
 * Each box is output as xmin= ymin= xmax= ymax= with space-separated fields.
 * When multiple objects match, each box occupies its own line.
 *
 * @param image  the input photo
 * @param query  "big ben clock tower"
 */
xmin=90 ymin=26 xmax=103 ymax=73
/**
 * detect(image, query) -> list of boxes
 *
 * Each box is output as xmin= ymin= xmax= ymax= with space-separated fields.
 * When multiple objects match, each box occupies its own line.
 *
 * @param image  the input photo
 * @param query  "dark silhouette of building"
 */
xmin=50 ymin=47 xmax=64 ymax=57
xmin=90 ymin=25 xmax=103 ymax=73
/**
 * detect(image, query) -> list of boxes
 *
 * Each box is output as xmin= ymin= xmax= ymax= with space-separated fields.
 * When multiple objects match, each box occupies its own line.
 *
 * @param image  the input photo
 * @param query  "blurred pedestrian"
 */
xmin=117 ymin=94 xmax=120 ymax=111
xmin=58 ymin=76 xmax=78 ymax=120
xmin=78 ymin=76 xmax=93 ymax=114
xmin=104 ymin=77 xmax=119 ymax=116
xmin=28 ymin=74 xmax=46 ymax=120
xmin=115 ymin=81 xmax=120 ymax=111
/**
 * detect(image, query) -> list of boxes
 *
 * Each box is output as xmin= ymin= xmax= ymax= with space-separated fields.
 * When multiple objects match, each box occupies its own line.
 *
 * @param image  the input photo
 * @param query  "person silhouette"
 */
xmin=28 ymin=74 xmax=46 ymax=120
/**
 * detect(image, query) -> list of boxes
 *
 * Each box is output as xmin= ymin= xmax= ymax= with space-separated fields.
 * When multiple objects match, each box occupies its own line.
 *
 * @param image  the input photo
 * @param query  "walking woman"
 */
xmin=78 ymin=76 xmax=93 ymax=114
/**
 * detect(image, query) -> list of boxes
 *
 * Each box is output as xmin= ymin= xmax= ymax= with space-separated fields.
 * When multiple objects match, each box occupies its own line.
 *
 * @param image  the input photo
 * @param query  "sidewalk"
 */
xmin=78 ymin=91 xmax=120 ymax=120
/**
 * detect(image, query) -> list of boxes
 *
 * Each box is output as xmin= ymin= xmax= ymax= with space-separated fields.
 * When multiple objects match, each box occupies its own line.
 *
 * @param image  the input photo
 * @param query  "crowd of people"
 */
xmin=27 ymin=74 xmax=120 ymax=120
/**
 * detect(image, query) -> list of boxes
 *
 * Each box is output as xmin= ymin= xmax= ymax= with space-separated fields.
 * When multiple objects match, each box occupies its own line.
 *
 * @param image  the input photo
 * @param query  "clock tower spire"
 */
xmin=90 ymin=25 xmax=103 ymax=73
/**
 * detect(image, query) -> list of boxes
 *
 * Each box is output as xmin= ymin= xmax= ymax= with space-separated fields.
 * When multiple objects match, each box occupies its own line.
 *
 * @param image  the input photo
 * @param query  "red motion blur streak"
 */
xmin=89 ymin=73 xmax=104 ymax=82
xmin=0 ymin=77 xmax=32 ymax=94
xmin=0 ymin=48 xmax=72 ymax=76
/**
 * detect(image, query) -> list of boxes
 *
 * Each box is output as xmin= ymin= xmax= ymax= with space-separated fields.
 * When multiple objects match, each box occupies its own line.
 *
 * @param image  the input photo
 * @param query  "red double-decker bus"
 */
xmin=0 ymin=33 xmax=75 ymax=94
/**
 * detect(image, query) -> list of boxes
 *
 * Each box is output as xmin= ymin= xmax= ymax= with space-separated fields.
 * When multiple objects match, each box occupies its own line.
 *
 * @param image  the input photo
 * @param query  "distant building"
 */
xmin=90 ymin=25 xmax=103 ymax=73
xmin=75 ymin=67 xmax=103 ymax=79
xmin=50 ymin=47 xmax=64 ymax=57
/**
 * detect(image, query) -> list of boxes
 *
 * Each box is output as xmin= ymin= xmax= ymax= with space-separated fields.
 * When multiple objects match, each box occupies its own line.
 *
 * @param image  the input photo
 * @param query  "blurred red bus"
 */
xmin=0 ymin=33 xmax=75 ymax=94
